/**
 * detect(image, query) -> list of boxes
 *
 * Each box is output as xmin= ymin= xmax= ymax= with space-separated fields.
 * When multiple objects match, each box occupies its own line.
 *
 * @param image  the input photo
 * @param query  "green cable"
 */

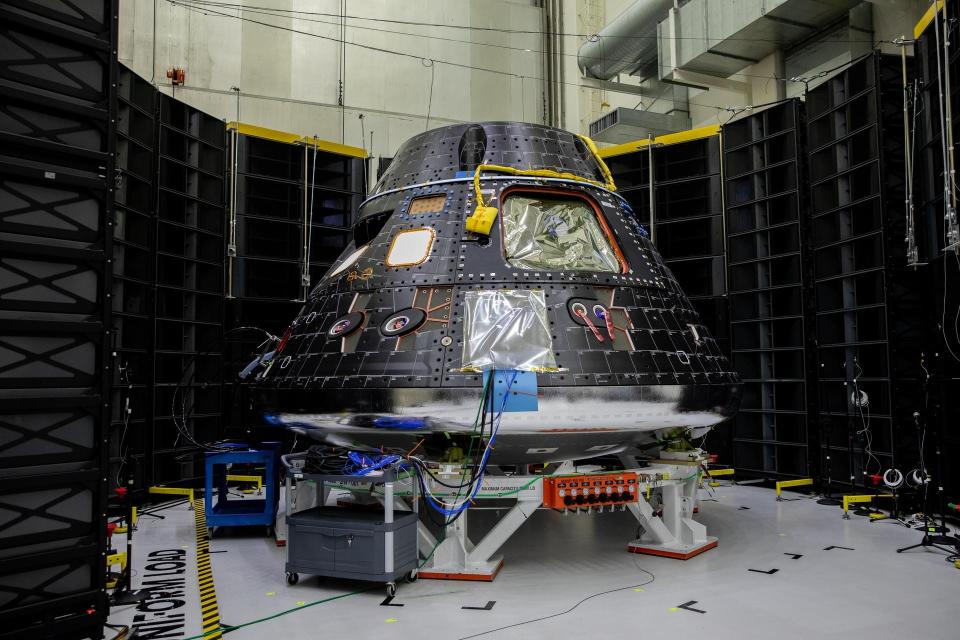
xmin=175 ymin=534 xmax=447 ymax=639
xmin=176 ymin=381 xmax=506 ymax=639
xmin=178 ymin=586 xmax=378 ymax=640
xmin=178 ymin=444 xmax=702 ymax=639
xmin=437 ymin=375 xmax=490 ymax=514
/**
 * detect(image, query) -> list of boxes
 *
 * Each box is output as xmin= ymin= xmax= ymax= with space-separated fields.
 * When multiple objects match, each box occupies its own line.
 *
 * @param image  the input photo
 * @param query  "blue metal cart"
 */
xmin=204 ymin=443 xmax=281 ymax=535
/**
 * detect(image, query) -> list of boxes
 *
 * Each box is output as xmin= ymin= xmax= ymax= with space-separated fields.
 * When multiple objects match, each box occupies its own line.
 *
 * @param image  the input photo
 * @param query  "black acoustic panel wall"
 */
xmin=0 ymin=1 xmax=115 ymax=637
xmin=222 ymin=298 xmax=302 ymax=438
xmin=107 ymin=76 xmax=372 ymax=480
xmin=111 ymin=65 xmax=157 ymax=492
xmin=912 ymin=12 xmax=959 ymax=263
xmin=930 ymin=257 xmax=960 ymax=505
xmin=224 ymin=129 xmax=365 ymax=435
xmin=913 ymin=12 xmax=960 ymax=505
xmin=606 ymin=138 xmax=726 ymax=311
xmin=653 ymin=137 xmax=729 ymax=364
xmin=606 ymin=136 xmax=732 ymax=464
xmin=807 ymin=52 xmax=927 ymax=491
xmin=152 ymin=92 xmax=226 ymax=485
xmin=604 ymin=146 xmax=652 ymax=228
xmin=227 ymin=132 xmax=363 ymax=302
xmin=723 ymin=99 xmax=815 ymax=479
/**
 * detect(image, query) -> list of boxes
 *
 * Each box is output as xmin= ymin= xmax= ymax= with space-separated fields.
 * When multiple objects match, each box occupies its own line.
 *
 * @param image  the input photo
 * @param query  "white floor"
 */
xmin=108 ymin=483 xmax=959 ymax=640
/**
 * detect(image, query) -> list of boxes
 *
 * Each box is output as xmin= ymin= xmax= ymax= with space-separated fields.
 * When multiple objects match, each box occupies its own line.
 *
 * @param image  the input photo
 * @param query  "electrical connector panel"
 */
xmin=543 ymin=473 xmax=641 ymax=510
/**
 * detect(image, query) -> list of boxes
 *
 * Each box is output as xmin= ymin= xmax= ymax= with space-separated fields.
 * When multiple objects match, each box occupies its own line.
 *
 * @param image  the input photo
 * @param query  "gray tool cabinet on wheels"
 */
xmin=281 ymin=453 xmax=419 ymax=596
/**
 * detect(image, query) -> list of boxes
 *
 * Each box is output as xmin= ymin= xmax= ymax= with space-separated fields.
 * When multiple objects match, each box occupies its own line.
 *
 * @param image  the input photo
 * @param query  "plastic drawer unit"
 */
xmin=285 ymin=506 xmax=418 ymax=595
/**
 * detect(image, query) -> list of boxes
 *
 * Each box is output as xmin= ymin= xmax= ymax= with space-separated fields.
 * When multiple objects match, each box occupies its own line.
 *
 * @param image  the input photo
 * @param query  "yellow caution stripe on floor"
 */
xmin=193 ymin=498 xmax=223 ymax=640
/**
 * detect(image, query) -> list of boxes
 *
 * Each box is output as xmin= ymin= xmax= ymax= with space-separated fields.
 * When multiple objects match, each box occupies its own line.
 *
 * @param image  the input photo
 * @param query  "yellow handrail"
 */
xmin=465 ymin=157 xmax=616 ymax=236
xmin=577 ymin=134 xmax=617 ymax=192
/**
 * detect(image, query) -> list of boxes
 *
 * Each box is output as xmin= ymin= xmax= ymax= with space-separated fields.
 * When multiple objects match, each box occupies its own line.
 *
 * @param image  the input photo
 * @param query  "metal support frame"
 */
xmin=277 ymin=455 xmax=718 ymax=580
xmin=300 ymin=140 xmax=315 ymax=302
xmin=418 ymin=476 xmax=542 ymax=581
xmin=419 ymin=458 xmax=716 ymax=578
xmin=226 ymin=474 xmax=263 ymax=493
xmin=775 ymin=477 xmax=814 ymax=500
xmin=841 ymin=493 xmax=893 ymax=519
xmin=226 ymin=126 xmax=239 ymax=298
xmin=626 ymin=463 xmax=717 ymax=559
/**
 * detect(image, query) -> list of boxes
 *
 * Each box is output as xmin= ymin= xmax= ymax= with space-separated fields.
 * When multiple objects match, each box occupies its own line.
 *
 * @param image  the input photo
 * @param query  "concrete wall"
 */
xmin=121 ymin=0 xmax=936 ymax=153
xmin=119 ymin=0 xmax=544 ymax=159
xmin=575 ymin=0 xmax=932 ymax=138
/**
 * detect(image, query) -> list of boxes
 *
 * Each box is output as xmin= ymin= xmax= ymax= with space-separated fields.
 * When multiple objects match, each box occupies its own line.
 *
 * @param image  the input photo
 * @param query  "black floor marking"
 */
xmin=784 ymin=553 xmax=803 ymax=559
xmin=823 ymin=545 xmax=854 ymax=551
xmin=380 ymin=596 xmax=404 ymax=607
xmin=748 ymin=568 xmax=779 ymax=574
xmin=738 ymin=506 xmax=750 ymax=510
xmin=677 ymin=601 xmax=706 ymax=614
xmin=701 ymin=498 xmax=718 ymax=503
xmin=462 ymin=601 xmax=496 ymax=611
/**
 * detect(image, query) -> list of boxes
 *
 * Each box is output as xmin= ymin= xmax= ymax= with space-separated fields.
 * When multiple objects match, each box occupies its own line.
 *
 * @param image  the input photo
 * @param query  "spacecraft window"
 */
xmin=408 ymin=194 xmax=447 ymax=214
xmin=386 ymin=227 xmax=435 ymax=267
xmin=501 ymin=190 xmax=624 ymax=272
xmin=328 ymin=244 xmax=368 ymax=277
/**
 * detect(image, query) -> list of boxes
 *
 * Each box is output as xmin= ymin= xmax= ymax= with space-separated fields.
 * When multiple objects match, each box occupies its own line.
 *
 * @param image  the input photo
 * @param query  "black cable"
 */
xmin=410 ymin=457 xmax=481 ymax=490
xmin=445 ymin=378 xmax=495 ymax=521
xmin=138 ymin=497 xmax=191 ymax=517
xmin=165 ymin=0 xmax=782 ymax=113
xmin=169 ymin=326 xmax=277 ymax=454
xmin=456 ymin=566 xmax=656 ymax=639
xmin=173 ymin=0 xmax=889 ymax=45
xmin=411 ymin=378 xmax=495 ymax=528
xmin=169 ymin=0 xmax=885 ymax=127
xmin=302 ymin=445 xmax=353 ymax=474
xmin=173 ymin=0 xmax=796 ymax=82
xmin=104 ymin=623 xmax=132 ymax=640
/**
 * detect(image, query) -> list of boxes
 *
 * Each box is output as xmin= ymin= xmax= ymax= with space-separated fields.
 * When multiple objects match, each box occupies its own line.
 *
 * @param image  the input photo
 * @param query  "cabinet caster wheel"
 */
xmin=405 ymin=570 xmax=418 ymax=583
xmin=386 ymin=582 xmax=396 ymax=597
xmin=286 ymin=572 xmax=299 ymax=585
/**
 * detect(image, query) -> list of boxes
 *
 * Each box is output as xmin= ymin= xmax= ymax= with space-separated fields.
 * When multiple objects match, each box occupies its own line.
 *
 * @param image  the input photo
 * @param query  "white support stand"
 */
xmin=280 ymin=452 xmax=718 ymax=581
xmin=626 ymin=459 xmax=717 ymax=559
xmin=418 ymin=476 xmax=542 ymax=581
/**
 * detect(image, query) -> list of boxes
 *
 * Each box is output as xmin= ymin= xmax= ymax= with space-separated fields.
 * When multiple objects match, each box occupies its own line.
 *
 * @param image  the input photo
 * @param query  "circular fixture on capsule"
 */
xmin=327 ymin=312 xmax=365 ymax=339
xmin=567 ymin=298 xmax=600 ymax=325
xmin=380 ymin=308 xmax=427 ymax=337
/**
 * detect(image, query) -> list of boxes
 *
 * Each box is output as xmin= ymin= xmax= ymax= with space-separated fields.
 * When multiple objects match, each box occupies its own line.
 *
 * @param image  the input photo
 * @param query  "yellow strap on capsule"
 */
xmin=465 ymin=155 xmax=617 ymax=236
xmin=577 ymin=134 xmax=618 ymax=192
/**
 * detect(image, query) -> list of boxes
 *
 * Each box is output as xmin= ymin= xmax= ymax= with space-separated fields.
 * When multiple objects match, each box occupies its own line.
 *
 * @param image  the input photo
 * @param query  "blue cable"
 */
xmin=421 ymin=371 xmax=518 ymax=517
xmin=347 ymin=451 xmax=402 ymax=476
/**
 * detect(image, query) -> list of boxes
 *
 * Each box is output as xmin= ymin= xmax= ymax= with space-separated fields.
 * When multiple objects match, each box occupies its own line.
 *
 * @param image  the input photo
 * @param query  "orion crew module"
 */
xmin=254 ymin=121 xmax=740 ymax=464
